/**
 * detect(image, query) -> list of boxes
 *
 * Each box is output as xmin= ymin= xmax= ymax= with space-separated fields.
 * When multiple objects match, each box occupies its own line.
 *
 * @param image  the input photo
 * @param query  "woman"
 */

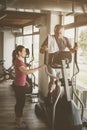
xmin=12 ymin=45 xmax=45 ymax=128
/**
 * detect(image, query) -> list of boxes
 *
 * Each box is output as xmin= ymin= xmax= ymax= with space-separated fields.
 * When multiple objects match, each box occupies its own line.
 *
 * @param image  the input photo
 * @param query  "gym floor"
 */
xmin=0 ymin=80 xmax=86 ymax=130
xmin=0 ymin=80 xmax=48 ymax=130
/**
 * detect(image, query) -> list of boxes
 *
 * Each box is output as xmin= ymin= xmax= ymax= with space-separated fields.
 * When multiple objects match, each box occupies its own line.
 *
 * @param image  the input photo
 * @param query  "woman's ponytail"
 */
xmin=12 ymin=49 xmax=16 ymax=64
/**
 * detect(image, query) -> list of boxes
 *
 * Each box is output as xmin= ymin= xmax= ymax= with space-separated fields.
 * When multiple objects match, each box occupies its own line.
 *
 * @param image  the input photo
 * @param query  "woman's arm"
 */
xmin=19 ymin=64 xmax=46 ymax=75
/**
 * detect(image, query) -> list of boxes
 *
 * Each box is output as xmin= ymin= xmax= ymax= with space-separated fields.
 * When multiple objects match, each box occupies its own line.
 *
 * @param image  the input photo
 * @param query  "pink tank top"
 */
xmin=14 ymin=58 xmax=26 ymax=86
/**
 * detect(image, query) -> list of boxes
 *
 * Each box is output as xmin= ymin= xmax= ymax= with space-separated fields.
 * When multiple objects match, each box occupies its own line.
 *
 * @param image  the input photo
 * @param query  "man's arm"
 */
xmin=40 ymin=37 xmax=48 ymax=53
xmin=69 ymin=45 xmax=78 ymax=53
xmin=65 ymin=37 xmax=78 ymax=53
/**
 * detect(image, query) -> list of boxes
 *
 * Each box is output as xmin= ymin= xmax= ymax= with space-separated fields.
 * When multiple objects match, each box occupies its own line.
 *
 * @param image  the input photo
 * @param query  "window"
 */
xmin=16 ymin=36 xmax=23 ymax=45
xmin=77 ymin=26 xmax=87 ymax=89
xmin=65 ymin=27 xmax=87 ymax=85
xmin=34 ymin=26 xmax=39 ymax=32
xmin=64 ymin=16 xmax=74 ymax=25
xmin=23 ymin=25 xmax=32 ymax=35
xmin=76 ymin=26 xmax=87 ymax=119
xmin=65 ymin=28 xmax=75 ymax=46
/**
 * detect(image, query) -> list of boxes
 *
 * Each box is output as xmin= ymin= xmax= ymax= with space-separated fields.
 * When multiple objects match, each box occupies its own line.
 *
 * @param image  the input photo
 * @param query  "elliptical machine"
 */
xmin=35 ymin=51 xmax=83 ymax=130
xmin=24 ymin=47 xmax=38 ymax=102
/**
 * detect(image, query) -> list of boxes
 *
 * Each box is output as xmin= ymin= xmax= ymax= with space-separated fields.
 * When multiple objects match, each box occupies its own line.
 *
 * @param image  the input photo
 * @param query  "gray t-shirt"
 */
xmin=41 ymin=35 xmax=72 ymax=52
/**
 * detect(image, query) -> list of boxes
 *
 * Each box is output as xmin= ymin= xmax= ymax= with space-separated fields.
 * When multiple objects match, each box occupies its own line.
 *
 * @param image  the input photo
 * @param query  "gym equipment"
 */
xmin=0 ymin=60 xmax=15 ymax=82
xmin=35 ymin=51 xmax=83 ymax=130
xmin=53 ymin=55 xmax=82 ymax=130
xmin=24 ymin=47 xmax=38 ymax=103
xmin=72 ymin=42 xmax=87 ymax=128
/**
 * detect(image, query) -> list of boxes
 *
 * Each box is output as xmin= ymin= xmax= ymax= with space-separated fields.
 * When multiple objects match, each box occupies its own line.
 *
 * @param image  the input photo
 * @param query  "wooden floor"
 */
xmin=0 ymin=80 xmax=87 ymax=130
xmin=0 ymin=80 xmax=48 ymax=130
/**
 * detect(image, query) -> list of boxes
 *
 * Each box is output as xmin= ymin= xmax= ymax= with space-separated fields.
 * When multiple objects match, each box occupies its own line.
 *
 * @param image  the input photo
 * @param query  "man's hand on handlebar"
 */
xmin=40 ymin=45 xmax=48 ymax=53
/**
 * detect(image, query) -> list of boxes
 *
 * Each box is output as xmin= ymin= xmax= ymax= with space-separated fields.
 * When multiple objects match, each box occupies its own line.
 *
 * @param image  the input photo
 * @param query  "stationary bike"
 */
xmin=0 ymin=60 xmax=15 ymax=83
xmin=35 ymin=51 xmax=83 ymax=130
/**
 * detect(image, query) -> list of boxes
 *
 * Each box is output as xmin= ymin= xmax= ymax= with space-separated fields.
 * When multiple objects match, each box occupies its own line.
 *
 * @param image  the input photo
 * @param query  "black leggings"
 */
xmin=13 ymin=85 xmax=26 ymax=118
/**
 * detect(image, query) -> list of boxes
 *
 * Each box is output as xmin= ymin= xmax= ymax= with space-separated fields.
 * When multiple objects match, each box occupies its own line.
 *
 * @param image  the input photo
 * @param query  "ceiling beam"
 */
xmin=0 ymin=22 xmax=23 ymax=28
xmin=6 ymin=0 xmax=87 ymax=13
xmin=1 ymin=10 xmax=46 ymax=19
